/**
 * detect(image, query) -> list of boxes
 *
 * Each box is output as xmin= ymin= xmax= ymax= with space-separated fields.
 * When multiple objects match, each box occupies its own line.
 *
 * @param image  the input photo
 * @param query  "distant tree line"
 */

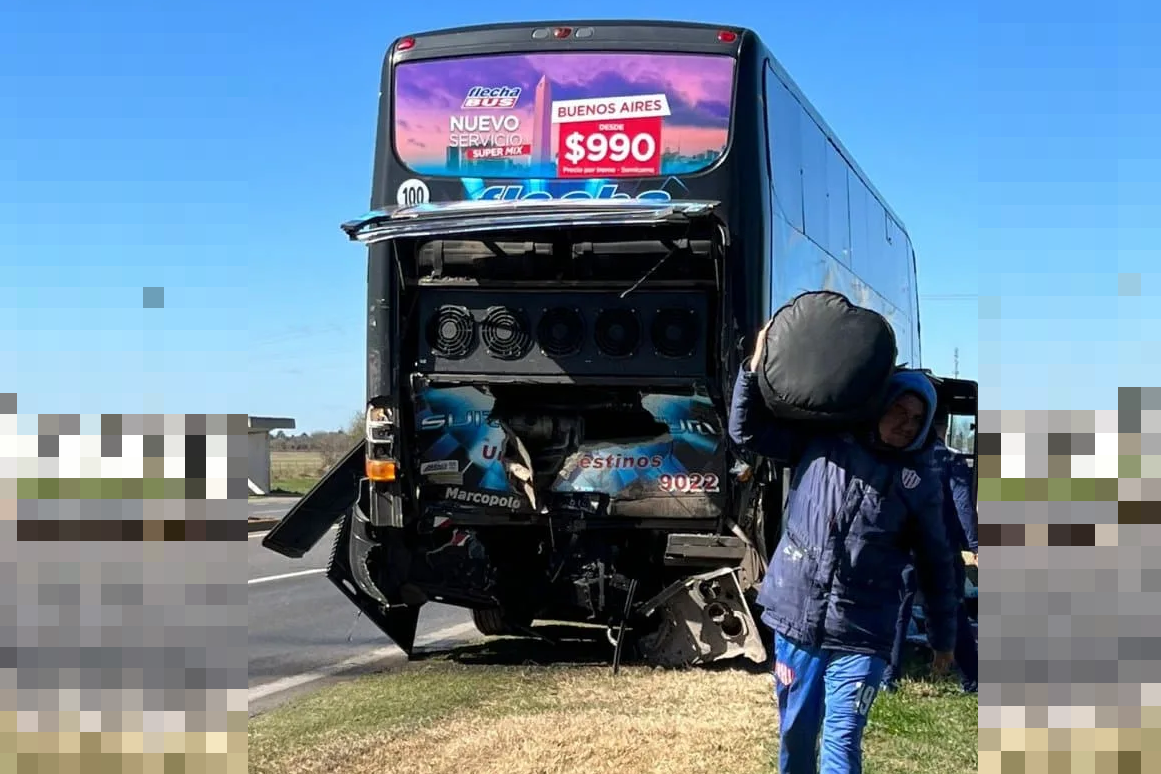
xmin=270 ymin=411 xmax=363 ymax=468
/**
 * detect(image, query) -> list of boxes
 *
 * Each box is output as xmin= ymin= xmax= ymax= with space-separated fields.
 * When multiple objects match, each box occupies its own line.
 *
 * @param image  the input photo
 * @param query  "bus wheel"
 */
xmin=471 ymin=607 xmax=511 ymax=636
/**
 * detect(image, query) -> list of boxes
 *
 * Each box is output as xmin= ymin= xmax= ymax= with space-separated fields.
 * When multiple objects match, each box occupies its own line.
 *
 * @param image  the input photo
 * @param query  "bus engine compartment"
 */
xmin=394 ymin=217 xmax=765 ymax=666
xmin=263 ymin=203 xmax=773 ymax=670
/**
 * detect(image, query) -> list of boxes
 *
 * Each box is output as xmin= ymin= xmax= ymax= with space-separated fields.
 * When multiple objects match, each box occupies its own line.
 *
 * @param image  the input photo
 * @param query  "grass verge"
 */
xmin=248 ymin=648 xmax=977 ymax=774
xmin=266 ymin=477 xmax=319 ymax=496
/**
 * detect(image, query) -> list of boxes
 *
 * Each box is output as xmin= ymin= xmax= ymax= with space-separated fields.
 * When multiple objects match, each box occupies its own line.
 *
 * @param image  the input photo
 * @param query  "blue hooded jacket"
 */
xmin=728 ymin=364 xmax=959 ymax=658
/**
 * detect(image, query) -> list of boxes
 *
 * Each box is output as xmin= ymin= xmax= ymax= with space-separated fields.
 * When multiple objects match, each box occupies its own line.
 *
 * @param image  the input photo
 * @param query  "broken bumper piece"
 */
xmin=634 ymin=567 xmax=767 ymax=668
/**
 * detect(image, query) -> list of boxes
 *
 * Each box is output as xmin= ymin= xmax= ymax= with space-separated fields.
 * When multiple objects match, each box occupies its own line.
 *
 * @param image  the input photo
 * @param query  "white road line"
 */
xmin=247 ymin=621 xmax=479 ymax=704
xmin=248 ymin=568 xmax=327 ymax=585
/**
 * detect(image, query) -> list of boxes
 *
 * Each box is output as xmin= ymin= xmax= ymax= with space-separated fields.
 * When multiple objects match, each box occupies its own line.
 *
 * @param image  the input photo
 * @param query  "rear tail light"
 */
xmin=367 ymin=406 xmax=394 ymax=424
xmin=397 ymin=37 xmax=415 ymax=51
xmin=365 ymin=403 xmax=399 ymax=482
xmin=366 ymin=405 xmax=396 ymax=444
xmin=366 ymin=459 xmax=398 ymax=482
xmin=717 ymin=30 xmax=738 ymax=43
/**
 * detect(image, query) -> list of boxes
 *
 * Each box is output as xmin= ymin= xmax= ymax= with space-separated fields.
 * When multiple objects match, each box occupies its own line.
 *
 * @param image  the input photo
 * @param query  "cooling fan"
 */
xmin=413 ymin=289 xmax=708 ymax=380
xmin=481 ymin=306 xmax=533 ymax=360
xmin=425 ymin=304 xmax=476 ymax=359
xmin=536 ymin=307 xmax=585 ymax=358
xmin=594 ymin=308 xmax=641 ymax=359
xmin=651 ymin=308 xmax=700 ymax=359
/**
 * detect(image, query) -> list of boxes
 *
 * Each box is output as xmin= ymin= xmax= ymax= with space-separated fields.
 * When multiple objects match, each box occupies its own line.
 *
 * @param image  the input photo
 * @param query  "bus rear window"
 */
xmin=392 ymin=52 xmax=736 ymax=180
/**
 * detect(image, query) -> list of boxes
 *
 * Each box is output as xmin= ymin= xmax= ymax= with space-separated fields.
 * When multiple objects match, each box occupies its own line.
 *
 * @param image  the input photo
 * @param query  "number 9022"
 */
xmin=658 ymin=473 xmax=720 ymax=494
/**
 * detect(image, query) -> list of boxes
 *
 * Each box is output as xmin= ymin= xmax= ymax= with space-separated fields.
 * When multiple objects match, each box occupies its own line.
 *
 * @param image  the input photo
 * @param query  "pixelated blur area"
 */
xmin=2 ymin=399 xmax=249 ymax=773
xmin=142 ymin=287 xmax=164 ymax=309
xmin=977 ymin=393 xmax=1161 ymax=773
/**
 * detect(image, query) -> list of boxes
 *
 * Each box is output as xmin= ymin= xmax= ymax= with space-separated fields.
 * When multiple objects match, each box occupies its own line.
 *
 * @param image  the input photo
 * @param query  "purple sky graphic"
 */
xmin=394 ymin=52 xmax=734 ymax=162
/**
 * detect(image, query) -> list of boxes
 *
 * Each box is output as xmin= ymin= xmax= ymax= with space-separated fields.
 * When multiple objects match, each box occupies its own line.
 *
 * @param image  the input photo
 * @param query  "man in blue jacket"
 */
xmin=729 ymin=323 xmax=959 ymax=774
xmin=883 ymin=408 xmax=979 ymax=693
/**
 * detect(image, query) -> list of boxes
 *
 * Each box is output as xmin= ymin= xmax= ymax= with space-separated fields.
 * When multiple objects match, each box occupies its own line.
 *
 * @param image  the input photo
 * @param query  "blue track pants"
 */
xmin=772 ymin=632 xmax=888 ymax=774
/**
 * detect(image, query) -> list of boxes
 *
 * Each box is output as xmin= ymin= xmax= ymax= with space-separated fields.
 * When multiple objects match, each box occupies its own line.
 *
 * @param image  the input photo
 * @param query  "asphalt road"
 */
xmin=248 ymin=496 xmax=302 ymax=523
xmin=247 ymin=497 xmax=476 ymax=714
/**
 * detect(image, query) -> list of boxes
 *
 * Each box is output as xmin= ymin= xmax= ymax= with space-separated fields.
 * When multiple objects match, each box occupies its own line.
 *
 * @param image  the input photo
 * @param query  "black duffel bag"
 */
xmin=754 ymin=290 xmax=898 ymax=424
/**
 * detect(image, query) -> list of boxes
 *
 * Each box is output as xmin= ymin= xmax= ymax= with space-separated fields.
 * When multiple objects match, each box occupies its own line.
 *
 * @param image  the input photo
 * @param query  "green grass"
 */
xmin=247 ymin=664 xmax=537 ymax=773
xmin=265 ymin=476 xmax=319 ymax=496
xmin=247 ymin=647 xmax=978 ymax=774
xmin=861 ymin=680 xmax=978 ymax=773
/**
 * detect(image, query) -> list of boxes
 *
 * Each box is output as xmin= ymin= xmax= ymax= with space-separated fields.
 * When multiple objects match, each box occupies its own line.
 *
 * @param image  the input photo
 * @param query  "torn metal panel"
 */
xmin=635 ymin=567 xmax=767 ymax=667
xmin=325 ymin=506 xmax=421 ymax=655
xmin=261 ymin=441 xmax=364 ymax=558
xmin=662 ymin=533 xmax=748 ymax=565
xmin=342 ymin=199 xmax=723 ymax=244
xmin=496 ymin=421 xmax=539 ymax=512
xmin=724 ymin=518 xmax=765 ymax=591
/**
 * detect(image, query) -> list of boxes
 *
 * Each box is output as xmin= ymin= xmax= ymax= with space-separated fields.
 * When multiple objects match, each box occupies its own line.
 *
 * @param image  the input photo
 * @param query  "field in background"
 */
xmin=270 ymin=450 xmax=327 ymax=495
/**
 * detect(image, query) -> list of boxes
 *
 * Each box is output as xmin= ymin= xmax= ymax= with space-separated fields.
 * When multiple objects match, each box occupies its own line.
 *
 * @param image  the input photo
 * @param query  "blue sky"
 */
xmin=2 ymin=0 xmax=1158 ymax=431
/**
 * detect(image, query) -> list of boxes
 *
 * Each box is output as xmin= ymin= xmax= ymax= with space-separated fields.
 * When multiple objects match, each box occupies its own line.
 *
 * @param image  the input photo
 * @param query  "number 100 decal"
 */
xmin=658 ymin=473 xmax=721 ymax=494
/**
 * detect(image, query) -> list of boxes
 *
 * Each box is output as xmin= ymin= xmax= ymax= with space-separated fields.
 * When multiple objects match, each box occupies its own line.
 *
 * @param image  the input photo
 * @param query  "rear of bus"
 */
xmin=266 ymin=21 xmax=775 ymax=668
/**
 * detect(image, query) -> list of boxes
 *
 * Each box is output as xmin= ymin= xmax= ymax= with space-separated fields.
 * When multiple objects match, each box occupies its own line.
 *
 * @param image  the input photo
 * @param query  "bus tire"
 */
xmin=471 ymin=607 xmax=510 ymax=636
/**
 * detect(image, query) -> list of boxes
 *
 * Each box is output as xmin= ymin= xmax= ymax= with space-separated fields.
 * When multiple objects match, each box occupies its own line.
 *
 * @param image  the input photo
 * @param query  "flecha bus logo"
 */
xmin=462 ymin=86 xmax=522 ymax=109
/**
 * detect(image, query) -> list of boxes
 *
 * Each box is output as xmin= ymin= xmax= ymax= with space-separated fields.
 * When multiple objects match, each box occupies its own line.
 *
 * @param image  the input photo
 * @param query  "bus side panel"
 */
xmin=766 ymin=218 xmax=918 ymax=356
xmin=761 ymin=61 xmax=919 ymax=365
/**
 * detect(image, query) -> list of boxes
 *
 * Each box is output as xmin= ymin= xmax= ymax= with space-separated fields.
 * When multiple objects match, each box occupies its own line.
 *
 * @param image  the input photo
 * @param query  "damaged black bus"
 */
xmin=262 ymin=20 xmax=978 ymax=668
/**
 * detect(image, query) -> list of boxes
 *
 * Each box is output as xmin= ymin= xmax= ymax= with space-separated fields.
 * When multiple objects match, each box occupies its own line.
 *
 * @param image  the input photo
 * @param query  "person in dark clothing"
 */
xmin=884 ymin=565 xmax=919 ymax=690
xmin=930 ymin=409 xmax=979 ymax=563
xmin=729 ymin=320 xmax=959 ymax=774
xmin=882 ymin=409 xmax=979 ymax=693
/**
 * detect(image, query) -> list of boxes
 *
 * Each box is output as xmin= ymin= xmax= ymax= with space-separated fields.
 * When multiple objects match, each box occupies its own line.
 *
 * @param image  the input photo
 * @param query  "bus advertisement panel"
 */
xmin=392 ymin=52 xmax=736 ymax=185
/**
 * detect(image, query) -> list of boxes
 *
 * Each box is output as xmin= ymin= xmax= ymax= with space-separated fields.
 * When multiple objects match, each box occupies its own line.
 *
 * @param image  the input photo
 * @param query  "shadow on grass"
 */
xmin=700 ymin=653 xmax=771 ymax=676
xmin=890 ymin=640 xmax=976 ymax=696
xmin=416 ymin=624 xmax=617 ymax=668
xmin=416 ymin=621 xmax=772 ymax=676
